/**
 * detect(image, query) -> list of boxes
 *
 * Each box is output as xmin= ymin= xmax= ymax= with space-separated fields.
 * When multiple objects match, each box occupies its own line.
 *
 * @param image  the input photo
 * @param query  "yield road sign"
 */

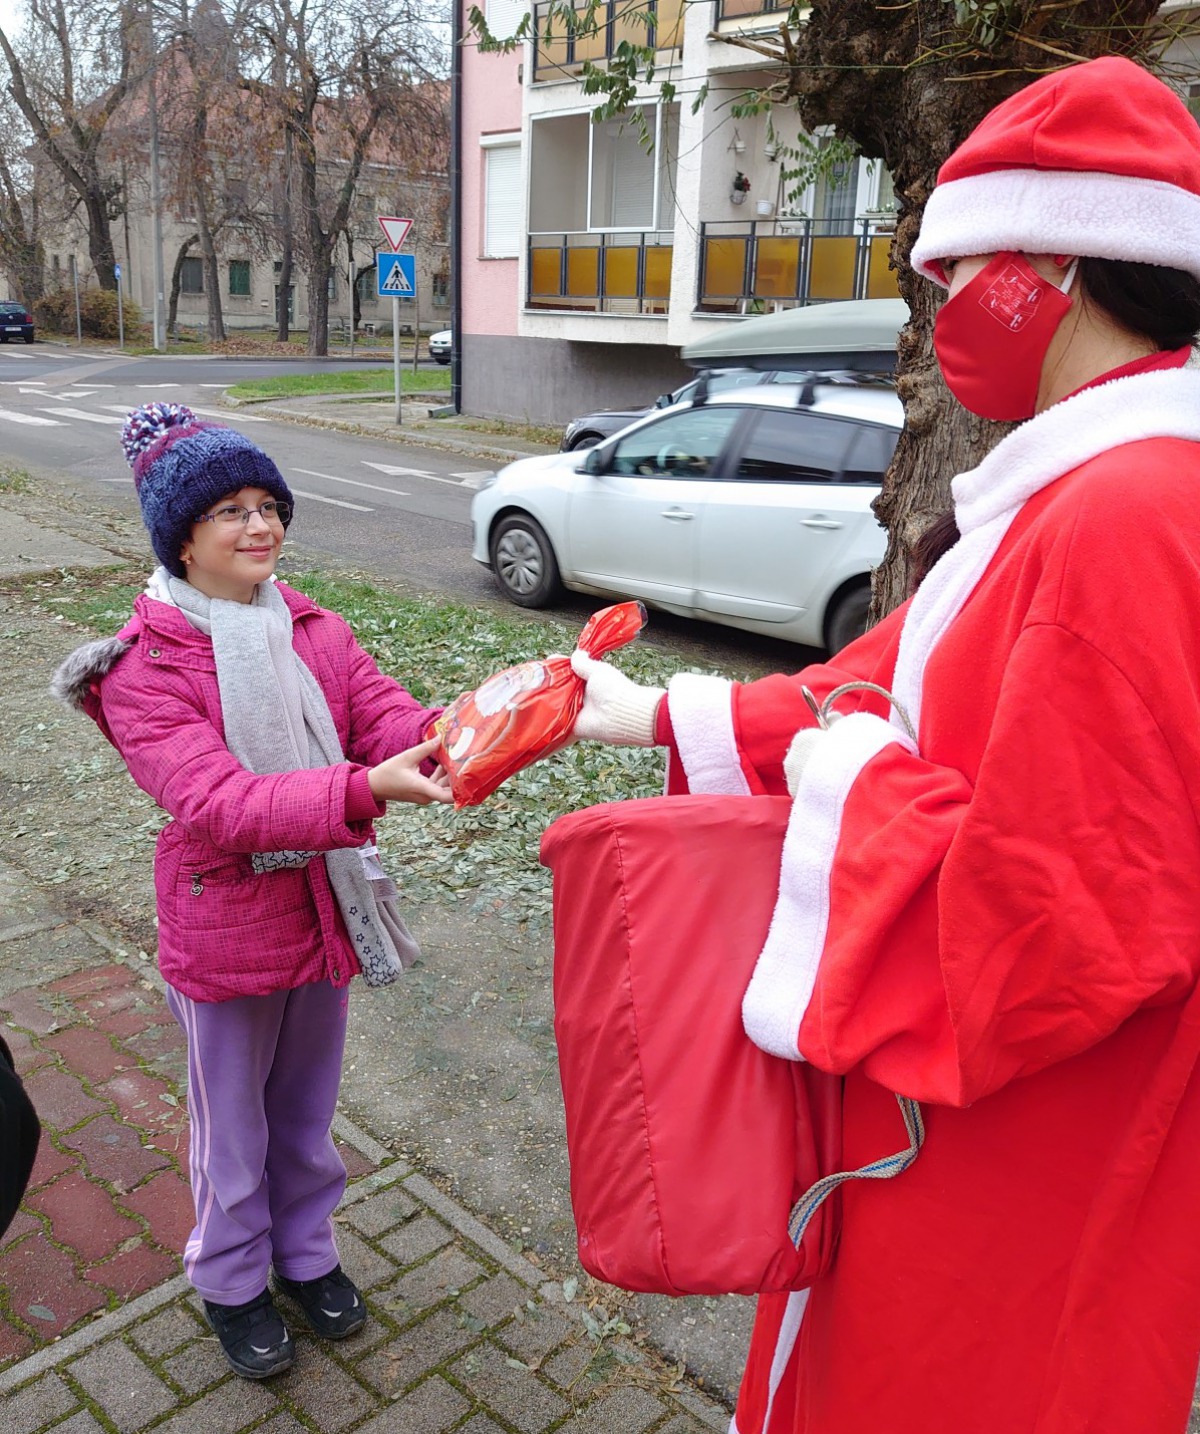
xmin=378 ymin=215 xmax=413 ymax=251
xmin=377 ymin=253 xmax=416 ymax=296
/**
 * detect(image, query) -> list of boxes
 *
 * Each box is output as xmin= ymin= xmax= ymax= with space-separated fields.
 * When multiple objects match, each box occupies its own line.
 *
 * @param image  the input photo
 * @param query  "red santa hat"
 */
xmin=911 ymin=56 xmax=1200 ymax=287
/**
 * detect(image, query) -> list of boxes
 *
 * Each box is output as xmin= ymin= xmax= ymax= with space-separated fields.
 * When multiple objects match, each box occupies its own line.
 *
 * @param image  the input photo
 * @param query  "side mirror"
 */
xmin=580 ymin=446 xmax=606 ymax=475
xmin=654 ymin=392 xmax=673 ymax=409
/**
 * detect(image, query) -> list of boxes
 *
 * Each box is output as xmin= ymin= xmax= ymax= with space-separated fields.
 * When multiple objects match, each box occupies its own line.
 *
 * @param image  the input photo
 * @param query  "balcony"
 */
xmin=531 ymin=0 xmax=684 ymax=83
xmin=527 ymin=232 xmax=672 ymax=314
xmin=697 ymin=217 xmax=900 ymax=312
xmin=716 ymin=0 xmax=788 ymax=17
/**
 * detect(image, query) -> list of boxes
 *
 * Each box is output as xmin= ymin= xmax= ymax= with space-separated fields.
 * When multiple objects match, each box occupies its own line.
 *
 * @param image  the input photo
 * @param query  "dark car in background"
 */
xmin=0 ymin=303 xmax=34 ymax=344
xmin=559 ymin=368 xmax=814 ymax=452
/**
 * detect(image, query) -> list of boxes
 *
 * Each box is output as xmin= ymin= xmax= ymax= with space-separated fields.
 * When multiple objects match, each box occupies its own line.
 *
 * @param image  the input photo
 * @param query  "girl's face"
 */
xmin=178 ymin=486 xmax=285 ymax=604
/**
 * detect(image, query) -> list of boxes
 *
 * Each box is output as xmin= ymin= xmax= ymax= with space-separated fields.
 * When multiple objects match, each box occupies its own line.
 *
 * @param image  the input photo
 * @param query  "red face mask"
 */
xmin=933 ymin=252 xmax=1076 ymax=422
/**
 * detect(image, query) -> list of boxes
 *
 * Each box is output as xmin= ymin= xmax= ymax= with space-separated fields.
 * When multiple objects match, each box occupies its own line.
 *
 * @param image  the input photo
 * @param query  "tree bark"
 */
xmin=167 ymin=234 xmax=199 ymax=338
xmin=728 ymin=0 xmax=1165 ymax=611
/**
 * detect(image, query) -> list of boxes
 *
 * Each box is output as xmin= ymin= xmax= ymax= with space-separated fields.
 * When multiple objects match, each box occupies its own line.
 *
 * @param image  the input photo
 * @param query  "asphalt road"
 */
xmin=0 ymin=342 xmax=817 ymax=674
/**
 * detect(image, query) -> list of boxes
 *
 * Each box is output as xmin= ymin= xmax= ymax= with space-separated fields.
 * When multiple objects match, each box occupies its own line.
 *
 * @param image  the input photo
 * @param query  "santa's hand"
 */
xmin=783 ymin=714 xmax=842 ymax=797
xmin=570 ymin=650 xmax=665 ymax=746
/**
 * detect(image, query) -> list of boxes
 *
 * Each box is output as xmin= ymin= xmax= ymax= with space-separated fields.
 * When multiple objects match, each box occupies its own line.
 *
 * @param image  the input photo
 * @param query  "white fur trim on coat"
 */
xmin=667 ymin=672 xmax=751 ymax=796
xmin=891 ymin=367 xmax=1200 ymax=738
xmin=911 ymin=168 xmax=1200 ymax=285
xmin=743 ymin=712 xmax=909 ymax=1059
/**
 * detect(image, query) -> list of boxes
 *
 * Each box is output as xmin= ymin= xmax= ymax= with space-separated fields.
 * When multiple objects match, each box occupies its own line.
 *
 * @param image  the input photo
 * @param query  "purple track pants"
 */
xmin=165 ymin=980 xmax=349 ymax=1305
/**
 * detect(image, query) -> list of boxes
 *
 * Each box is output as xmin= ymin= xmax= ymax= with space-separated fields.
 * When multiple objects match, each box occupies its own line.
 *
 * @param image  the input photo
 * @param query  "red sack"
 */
xmin=539 ymin=794 xmax=843 ymax=1297
xmin=428 ymin=601 xmax=646 ymax=808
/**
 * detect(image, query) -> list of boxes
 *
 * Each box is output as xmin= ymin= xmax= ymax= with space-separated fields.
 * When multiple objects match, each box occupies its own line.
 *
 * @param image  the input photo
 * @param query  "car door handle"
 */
xmin=661 ymin=508 xmax=695 ymax=521
xmin=802 ymin=516 xmax=843 ymax=530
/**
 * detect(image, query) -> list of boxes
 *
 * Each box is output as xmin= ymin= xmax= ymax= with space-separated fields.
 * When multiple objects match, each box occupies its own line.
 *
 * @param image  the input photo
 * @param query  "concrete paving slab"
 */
xmin=0 ymin=511 xmax=125 ymax=579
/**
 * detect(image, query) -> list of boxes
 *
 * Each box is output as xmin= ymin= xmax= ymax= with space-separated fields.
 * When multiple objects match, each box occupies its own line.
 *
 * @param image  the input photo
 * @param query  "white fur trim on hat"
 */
xmin=911 ymin=168 xmax=1200 ymax=287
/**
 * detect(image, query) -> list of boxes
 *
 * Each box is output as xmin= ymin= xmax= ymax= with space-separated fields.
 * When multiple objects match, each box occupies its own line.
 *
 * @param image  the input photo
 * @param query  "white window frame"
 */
xmin=586 ymin=103 xmax=663 ymax=233
xmin=481 ymin=132 xmax=523 ymax=259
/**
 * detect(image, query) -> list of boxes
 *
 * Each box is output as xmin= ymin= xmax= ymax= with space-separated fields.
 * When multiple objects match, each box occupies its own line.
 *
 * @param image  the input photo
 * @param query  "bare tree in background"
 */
xmin=0 ymin=0 xmax=139 ymax=290
xmin=237 ymin=0 xmax=448 ymax=355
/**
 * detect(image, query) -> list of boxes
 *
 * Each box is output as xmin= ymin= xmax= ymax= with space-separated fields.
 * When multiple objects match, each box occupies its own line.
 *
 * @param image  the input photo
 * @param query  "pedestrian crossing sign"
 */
xmin=377 ymin=252 xmax=416 ymax=298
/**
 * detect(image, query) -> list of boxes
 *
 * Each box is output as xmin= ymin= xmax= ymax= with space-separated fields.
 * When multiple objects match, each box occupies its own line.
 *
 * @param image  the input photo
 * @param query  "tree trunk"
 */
xmin=275 ymin=128 xmax=294 ymax=343
xmin=84 ymin=191 xmax=119 ymax=291
xmin=195 ymin=200 xmax=226 ymax=343
xmin=168 ymin=235 xmax=198 ymax=338
xmin=305 ymin=250 xmax=329 ymax=357
xmin=764 ymin=0 xmax=1164 ymax=613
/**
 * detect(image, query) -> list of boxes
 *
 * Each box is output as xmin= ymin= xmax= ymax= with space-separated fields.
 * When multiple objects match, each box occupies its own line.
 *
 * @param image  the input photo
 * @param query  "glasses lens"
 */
xmin=216 ymin=505 xmax=247 ymax=523
xmin=268 ymin=502 xmax=291 ymax=523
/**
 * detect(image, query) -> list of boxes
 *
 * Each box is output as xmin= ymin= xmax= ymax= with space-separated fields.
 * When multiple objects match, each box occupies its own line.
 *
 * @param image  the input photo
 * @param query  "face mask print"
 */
xmin=933 ymin=252 xmax=1077 ymax=422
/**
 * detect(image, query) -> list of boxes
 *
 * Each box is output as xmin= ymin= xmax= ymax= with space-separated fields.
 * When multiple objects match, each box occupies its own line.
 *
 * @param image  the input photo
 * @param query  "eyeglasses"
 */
xmin=195 ymin=500 xmax=292 ymax=526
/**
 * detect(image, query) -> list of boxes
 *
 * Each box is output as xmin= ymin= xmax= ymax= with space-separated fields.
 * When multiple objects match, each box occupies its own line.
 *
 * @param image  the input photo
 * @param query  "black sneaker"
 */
xmin=203 ymin=1289 xmax=294 ymax=1379
xmin=275 ymin=1264 xmax=367 ymax=1340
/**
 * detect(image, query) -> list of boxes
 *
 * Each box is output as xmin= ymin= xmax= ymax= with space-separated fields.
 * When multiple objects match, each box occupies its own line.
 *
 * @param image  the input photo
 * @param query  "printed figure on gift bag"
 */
xmin=51 ymin=404 xmax=452 ymax=1380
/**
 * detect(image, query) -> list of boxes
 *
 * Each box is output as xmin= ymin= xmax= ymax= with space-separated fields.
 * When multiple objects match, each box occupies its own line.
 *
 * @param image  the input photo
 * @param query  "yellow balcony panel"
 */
xmin=701 ymin=237 xmax=747 ymax=300
xmin=809 ymin=236 xmax=858 ymax=301
xmin=866 ymin=235 xmax=901 ymax=299
xmin=567 ymin=246 xmax=600 ymax=298
xmin=604 ymin=247 xmax=639 ymax=298
xmin=530 ymin=247 xmax=563 ymax=298
xmin=753 ymin=237 xmax=800 ymax=299
xmin=644 ymin=245 xmax=673 ymax=299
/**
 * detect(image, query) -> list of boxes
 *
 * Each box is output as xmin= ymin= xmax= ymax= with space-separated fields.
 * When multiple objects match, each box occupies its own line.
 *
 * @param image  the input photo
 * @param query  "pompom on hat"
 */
xmin=120 ymin=402 xmax=294 ymax=577
xmin=911 ymin=56 xmax=1200 ymax=287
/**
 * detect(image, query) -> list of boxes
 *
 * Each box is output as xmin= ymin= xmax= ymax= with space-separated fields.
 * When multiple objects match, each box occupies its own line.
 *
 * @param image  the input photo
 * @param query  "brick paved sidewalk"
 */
xmin=0 ymin=953 xmax=728 ymax=1434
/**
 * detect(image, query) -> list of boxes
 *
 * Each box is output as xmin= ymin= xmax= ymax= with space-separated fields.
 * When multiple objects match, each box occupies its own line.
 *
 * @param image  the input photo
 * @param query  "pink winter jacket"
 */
xmin=55 ymin=583 xmax=440 ymax=1002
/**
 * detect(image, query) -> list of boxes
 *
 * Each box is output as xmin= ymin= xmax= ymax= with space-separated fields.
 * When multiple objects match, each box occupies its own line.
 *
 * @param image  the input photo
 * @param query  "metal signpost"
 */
xmin=114 ymin=262 xmax=125 ymax=350
xmin=376 ymin=217 xmax=414 ymax=426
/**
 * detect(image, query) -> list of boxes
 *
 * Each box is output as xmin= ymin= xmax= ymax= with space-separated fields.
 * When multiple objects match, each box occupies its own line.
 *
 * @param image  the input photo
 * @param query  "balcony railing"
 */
xmin=716 ymin=0 xmax=789 ymax=19
xmin=697 ymin=217 xmax=900 ymax=312
xmin=527 ymin=231 xmax=673 ymax=314
xmin=531 ymin=0 xmax=684 ymax=82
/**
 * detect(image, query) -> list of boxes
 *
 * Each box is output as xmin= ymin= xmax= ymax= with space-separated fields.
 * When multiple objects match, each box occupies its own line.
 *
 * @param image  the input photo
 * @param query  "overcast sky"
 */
xmin=0 ymin=1 xmax=20 ymax=36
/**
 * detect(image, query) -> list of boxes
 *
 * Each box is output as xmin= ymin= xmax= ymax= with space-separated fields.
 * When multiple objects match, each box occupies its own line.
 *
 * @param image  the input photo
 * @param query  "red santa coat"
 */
xmin=663 ymin=365 xmax=1200 ymax=1434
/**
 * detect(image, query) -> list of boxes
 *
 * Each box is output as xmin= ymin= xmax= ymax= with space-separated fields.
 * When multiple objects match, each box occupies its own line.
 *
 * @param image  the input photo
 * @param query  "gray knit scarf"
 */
xmin=147 ymin=568 xmax=418 ymax=986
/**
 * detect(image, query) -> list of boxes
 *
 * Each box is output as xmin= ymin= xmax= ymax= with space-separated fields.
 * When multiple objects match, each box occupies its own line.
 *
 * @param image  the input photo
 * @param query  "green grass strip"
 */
xmin=227 ymin=369 xmax=451 ymax=402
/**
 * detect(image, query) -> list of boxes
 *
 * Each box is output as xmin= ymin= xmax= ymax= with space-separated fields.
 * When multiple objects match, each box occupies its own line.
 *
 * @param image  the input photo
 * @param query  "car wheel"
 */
xmin=23 ymin=334 xmax=34 ymax=345
xmin=824 ymin=583 xmax=872 ymax=655
xmin=490 ymin=514 xmax=562 ymax=608
xmin=434 ymin=355 xmax=450 ymax=365
xmin=0 ymin=336 xmax=7 ymax=345
xmin=568 ymin=432 xmax=602 ymax=451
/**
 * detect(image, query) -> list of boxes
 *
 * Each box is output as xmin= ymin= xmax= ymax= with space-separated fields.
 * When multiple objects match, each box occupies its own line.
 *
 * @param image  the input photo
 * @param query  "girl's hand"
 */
xmin=368 ymin=737 xmax=454 ymax=806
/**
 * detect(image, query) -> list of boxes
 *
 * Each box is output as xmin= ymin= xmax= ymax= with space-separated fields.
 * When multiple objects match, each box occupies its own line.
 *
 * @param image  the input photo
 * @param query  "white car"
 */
xmin=429 ymin=329 xmax=451 ymax=364
xmin=471 ymin=382 xmax=902 ymax=653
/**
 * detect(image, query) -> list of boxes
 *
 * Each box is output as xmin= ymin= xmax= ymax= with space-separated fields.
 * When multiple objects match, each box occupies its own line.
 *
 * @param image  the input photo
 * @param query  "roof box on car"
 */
xmin=682 ymin=298 xmax=908 ymax=374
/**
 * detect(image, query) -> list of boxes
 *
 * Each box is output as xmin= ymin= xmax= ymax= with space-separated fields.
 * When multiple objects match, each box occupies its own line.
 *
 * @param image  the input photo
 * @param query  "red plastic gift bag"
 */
xmin=540 ymin=793 xmax=844 ymax=1297
xmin=428 ymin=601 xmax=647 ymax=808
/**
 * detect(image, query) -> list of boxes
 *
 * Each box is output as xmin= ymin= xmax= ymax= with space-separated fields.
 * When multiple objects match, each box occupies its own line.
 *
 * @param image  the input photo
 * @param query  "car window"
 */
xmin=842 ymin=424 xmax=899 ymax=483
xmin=733 ymin=409 xmax=856 ymax=483
xmin=609 ymin=408 xmax=742 ymax=479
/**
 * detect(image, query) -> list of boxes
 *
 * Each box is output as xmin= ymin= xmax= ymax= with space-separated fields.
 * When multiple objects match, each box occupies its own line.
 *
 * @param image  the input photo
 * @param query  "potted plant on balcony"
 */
xmin=731 ymin=171 xmax=751 ymax=205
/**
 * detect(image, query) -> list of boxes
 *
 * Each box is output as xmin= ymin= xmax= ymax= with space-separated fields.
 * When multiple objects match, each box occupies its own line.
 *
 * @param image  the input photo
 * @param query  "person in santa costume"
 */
xmin=568 ymin=55 xmax=1200 ymax=1434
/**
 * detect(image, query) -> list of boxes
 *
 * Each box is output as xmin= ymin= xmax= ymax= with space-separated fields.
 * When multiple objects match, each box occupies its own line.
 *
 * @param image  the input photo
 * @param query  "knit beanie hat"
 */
xmin=911 ymin=56 xmax=1200 ymax=288
xmin=120 ymin=402 xmax=295 ymax=577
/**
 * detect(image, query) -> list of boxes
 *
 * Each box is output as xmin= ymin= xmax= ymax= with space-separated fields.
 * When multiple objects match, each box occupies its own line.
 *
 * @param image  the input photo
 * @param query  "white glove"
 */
xmin=783 ymin=713 xmax=841 ymax=797
xmin=571 ymin=650 xmax=665 ymax=746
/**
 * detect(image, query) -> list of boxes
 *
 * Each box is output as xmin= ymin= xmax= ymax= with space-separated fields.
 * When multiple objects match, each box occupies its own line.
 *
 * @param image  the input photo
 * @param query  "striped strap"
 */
xmin=787 ymin=1093 xmax=925 ymax=1247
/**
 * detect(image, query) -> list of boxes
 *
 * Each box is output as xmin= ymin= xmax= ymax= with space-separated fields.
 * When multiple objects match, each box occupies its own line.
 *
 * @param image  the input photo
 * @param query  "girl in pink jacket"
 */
xmin=53 ymin=403 xmax=450 ymax=1380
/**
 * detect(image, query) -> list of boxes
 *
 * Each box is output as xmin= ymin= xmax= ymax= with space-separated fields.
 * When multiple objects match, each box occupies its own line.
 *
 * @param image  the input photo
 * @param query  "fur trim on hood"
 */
xmin=50 ymin=636 xmax=131 ymax=711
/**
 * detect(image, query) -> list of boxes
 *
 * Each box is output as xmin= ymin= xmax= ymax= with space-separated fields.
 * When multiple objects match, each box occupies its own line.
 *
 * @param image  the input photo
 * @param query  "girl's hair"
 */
xmin=909 ymin=510 xmax=961 ymax=592
xmin=1079 ymin=257 xmax=1200 ymax=349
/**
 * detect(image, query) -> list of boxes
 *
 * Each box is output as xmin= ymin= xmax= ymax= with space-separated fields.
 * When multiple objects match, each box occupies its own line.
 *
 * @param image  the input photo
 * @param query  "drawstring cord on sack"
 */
xmin=788 ymin=677 xmax=924 ymax=1248
xmin=787 ymin=1094 xmax=925 ymax=1247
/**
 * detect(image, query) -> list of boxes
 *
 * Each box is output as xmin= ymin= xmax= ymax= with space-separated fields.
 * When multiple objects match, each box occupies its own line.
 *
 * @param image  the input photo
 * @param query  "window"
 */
xmin=842 ymin=423 xmax=899 ymax=483
xmin=483 ymin=141 xmax=521 ymax=258
xmin=735 ymin=410 xmax=855 ymax=483
xmin=327 ymin=269 xmax=337 ymax=300
xmin=180 ymin=257 xmax=204 ymax=294
xmin=609 ymin=408 xmax=741 ymax=479
xmin=486 ymin=0 xmax=526 ymax=40
xmin=228 ymin=260 xmax=250 ymax=296
xmin=432 ymin=270 xmax=450 ymax=307
xmin=812 ymin=141 xmax=862 ymax=235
